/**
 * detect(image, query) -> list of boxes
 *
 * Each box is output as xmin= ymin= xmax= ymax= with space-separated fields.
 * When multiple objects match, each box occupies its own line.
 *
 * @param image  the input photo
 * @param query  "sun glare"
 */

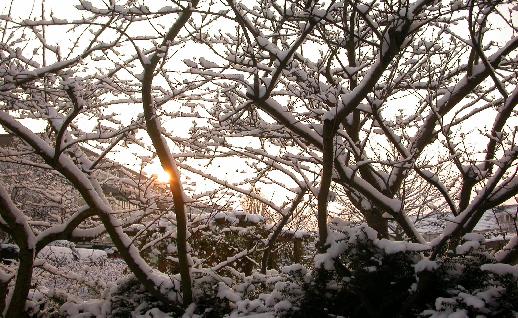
xmin=156 ymin=170 xmax=171 ymax=183
xmin=144 ymin=161 xmax=173 ymax=183
xmin=155 ymin=169 xmax=172 ymax=183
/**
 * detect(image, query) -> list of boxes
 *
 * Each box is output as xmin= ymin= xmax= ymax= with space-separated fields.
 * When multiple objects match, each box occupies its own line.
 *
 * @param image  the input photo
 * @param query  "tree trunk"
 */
xmin=499 ymin=243 xmax=518 ymax=265
xmin=139 ymin=1 xmax=200 ymax=303
xmin=293 ymin=239 xmax=303 ymax=263
xmin=317 ymin=120 xmax=335 ymax=252
xmin=0 ymin=277 xmax=8 ymax=316
xmin=261 ymin=189 xmax=306 ymax=273
xmin=364 ymin=209 xmax=389 ymax=239
xmin=5 ymin=249 xmax=34 ymax=318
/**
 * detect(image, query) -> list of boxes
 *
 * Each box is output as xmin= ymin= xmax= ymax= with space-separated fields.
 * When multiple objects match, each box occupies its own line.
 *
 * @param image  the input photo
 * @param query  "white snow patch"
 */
xmin=414 ymin=258 xmax=439 ymax=273
xmin=60 ymin=299 xmax=105 ymax=317
xmin=274 ymin=300 xmax=292 ymax=313
xmin=480 ymin=263 xmax=518 ymax=278
xmin=455 ymin=241 xmax=480 ymax=255
xmin=39 ymin=246 xmax=108 ymax=263
xmin=375 ymin=239 xmax=429 ymax=254
xmin=217 ymin=282 xmax=241 ymax=303
xmin=458 ymin=292 xmax=484 ymax=309
xmin=462 ymin=233 xmax=484 ymax=242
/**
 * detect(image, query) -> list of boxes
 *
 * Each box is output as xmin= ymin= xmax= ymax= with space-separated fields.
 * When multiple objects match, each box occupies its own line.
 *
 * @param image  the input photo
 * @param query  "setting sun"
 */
xmin=145 ymin=163 xmax=172 ymax=183
xmin=155 ymin=169 xmax=172 ymax=183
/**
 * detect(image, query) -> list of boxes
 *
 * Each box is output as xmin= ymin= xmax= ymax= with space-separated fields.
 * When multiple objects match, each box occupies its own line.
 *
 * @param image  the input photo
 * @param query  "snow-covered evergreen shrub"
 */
xmin=289 ymin=224 xmax=423 ymax=317
xmin=230 ymin=265 xmax=308 ymax=317
xmin=30 ymin=223 xmax=517 ymax=318
xmin=61 ymin=272 xmax=235 ymax=317
xmin=187 ymin=272 xmax=234 ymax=317
xmin=105 ymin=275 xmax=183 ymax=318
xmin=136 ymin=211 xmax=313 ymax=276
xmin=288 ymin=224 xmax=518 ymax=318
xmin=190 ymin=211 xmax=313 ymax=274
xmin=420 ymin=234 xmax=518 ymax=318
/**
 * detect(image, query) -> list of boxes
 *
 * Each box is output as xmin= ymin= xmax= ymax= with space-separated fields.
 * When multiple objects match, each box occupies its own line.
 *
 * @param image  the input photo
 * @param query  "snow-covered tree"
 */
xmin=186 ymin=0 xmax=518 ymax=261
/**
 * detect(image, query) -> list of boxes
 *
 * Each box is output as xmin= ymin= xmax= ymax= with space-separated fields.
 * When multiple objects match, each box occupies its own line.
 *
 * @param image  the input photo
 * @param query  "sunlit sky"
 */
xmin=2 ymin=0 xmax=517 ymax=209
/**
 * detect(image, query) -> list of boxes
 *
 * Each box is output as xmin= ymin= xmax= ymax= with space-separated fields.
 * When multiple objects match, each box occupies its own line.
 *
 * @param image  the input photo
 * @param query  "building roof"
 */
xmin=474 ymin=204 xmax=517 ymax=232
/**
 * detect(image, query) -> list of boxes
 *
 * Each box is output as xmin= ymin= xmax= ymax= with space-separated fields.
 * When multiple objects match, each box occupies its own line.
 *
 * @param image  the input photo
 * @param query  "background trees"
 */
xmin=0 ymin=0 xmax=517 ymax=315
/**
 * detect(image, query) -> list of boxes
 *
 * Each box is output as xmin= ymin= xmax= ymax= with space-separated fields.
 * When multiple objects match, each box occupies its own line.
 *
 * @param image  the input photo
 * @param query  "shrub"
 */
xmin=288 ymin=224 xmax=518 ymax=318
xmin=106 ymin=275 xmax=182 ymax=318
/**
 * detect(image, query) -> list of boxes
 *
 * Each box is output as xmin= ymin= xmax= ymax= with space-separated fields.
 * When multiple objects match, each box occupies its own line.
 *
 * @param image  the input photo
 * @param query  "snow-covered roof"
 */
xmin=414 ymin=205 xmax=517 ymax=239
xmin=474 ymin=205 xmax=517 ymax=232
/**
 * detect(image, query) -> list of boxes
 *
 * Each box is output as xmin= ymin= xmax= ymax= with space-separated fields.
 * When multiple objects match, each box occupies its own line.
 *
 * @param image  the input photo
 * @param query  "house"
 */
xmin=418 ymin=205 xmax=517 ymax=247
xmin=471 ymin=204 xmax=517 ymax=249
